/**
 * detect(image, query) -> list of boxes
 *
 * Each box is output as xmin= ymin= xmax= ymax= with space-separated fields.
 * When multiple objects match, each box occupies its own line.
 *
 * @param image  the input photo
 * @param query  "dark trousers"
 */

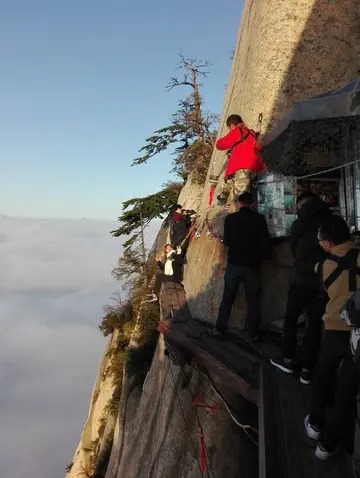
xmin=282 ymin=284 xmax=327 ymax=369
xmin=154 ymin=274 xmax=175 ymax=296
xmin=310 ymin=330 xmax=357 ymax=452
xmin=353 ymin=392 xmax=360 ymax=477
xmin=216 ymin=263 xmax=261 ymax=337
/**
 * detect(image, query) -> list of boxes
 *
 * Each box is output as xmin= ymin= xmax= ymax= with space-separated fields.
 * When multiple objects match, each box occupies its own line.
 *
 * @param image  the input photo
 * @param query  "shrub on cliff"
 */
xmin=99 ymin=298 xmax=133 ymax=337
xmin=111 ymin=181 xmax=182 ymax=240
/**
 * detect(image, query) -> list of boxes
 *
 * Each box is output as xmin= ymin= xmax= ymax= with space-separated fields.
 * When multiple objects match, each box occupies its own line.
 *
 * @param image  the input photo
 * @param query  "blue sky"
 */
xmin=0 ymin=0 xmax=244 ymax=219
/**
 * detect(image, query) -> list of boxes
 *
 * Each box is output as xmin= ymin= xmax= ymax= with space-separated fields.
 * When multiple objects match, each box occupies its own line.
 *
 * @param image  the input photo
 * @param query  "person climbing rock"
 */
xmin=304 ymin=216 xmax=358 ymax=460
xmin=146 ymin=244 xmax=184 ymax=302
xmin=169 ymin=204 xmax=189 ymax=253
xmin=181 ymin=209 xmax=192 ymax=227
xmin=271 ymin=193 xmax=332 ymax=385
xmin=208 ymin=192 xmax=270 ymax=340
xmin=216 ymin=114 xmax=266 ymax=205
xmin=181 ymin=209 xmax=194 ymax=255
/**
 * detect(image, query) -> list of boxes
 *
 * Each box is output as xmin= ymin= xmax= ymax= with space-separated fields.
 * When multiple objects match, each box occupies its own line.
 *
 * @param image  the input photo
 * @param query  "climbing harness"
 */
xmin=226 ymin=126 xmax=255 ymax=158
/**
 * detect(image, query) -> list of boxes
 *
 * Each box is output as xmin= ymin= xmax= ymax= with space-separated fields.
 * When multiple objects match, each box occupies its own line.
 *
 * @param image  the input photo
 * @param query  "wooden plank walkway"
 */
xmin=158 ymin=281 xmax=353 ymax=478
xmin=259 ymin=364 xmax=287 ymax=478
xmin=260 ymin=365 xmax=353 ymax=478
xmin=158 ymin=281 xmax=259 ymax=405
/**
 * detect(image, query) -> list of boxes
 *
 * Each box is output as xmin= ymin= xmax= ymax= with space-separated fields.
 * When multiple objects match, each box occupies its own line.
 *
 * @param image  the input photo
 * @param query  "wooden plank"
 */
xmin=258 ymin=364 xmax=288 ymax=478
xmin=158 ymin=319 xmax=259 ymax=406
xmin=203 ymin=333 xmax=262 ymax=365
xmin=275 ymin=373 xmax=353 ymax=478
xmin=160 ymin=282 xmax=191 ymax=323
xmin=194 ymin=332 xmax=259 ymax=384
xmin=159 ymin=281 xmax=353 ymax=478
xmin=228 ymin=330 xmax=282 ymax=362
xmin=168 ymin=321 xmax=259 ymax=384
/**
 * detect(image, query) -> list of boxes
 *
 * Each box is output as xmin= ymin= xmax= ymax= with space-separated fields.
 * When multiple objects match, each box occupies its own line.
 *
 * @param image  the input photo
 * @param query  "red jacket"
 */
xmin=216 ymin=125 xmax=266 ymax=176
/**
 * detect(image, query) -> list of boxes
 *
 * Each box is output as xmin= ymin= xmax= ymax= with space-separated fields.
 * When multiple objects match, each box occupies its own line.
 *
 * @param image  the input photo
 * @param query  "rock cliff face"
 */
xmin=66 ymin=331 xmax=123 ymax=478
xmin=67 ymin=2 xmax=360 ymax=477
xmin=184 ymin=0 xmax=360 ymax=330
xmin=104 ymin=339 xmax=257 ymax=478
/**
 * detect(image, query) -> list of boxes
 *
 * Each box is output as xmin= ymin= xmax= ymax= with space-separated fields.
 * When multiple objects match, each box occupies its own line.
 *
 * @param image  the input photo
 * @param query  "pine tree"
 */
xmin=111 ymin=181 xmax=182 ymax=240
xmin=132 ymin=54 xmax=217 ymax=183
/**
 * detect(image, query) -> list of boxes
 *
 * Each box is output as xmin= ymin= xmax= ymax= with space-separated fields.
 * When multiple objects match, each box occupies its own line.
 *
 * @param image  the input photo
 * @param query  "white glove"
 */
xmin=176 ymin=247 xmax=182 ymax=255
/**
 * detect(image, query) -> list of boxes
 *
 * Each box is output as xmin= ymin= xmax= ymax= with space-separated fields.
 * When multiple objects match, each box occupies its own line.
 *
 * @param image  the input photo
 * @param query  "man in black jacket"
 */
xmin=271 ymin=193 xmax=332 ymax=384
xmin=169 ymin=204 xmax=189 ymax=253
xmin=209 ymin=192 xmax=270 ymax=340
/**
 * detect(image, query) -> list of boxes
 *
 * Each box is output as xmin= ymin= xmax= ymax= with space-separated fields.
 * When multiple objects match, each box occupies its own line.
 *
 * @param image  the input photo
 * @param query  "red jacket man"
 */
xmin=216 ymin=114 xmax=266 ymax=204
xmin=216 ymin=119 xmax=266 ymax=175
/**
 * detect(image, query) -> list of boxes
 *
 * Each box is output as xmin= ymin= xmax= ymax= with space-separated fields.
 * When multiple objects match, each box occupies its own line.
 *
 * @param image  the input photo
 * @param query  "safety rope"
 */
xmin=188 ymin=364 xmax=259 ymax=448
xmin=184 ymin=376 xmax=216 ymax=478
xmin=168 ymin=362 xmax=206 ymax=477
xmin=204 ymin=210 xmax=224 ymax=242
xmin=297 ymin=158 xmax=360 ymax=180
xmin=192 ymin=399 xmax=214 ymax=478
xmin=179 ymin=224 xmax=196 ymax=248
xmin=257 ymin=158 xmax=360 ymax=187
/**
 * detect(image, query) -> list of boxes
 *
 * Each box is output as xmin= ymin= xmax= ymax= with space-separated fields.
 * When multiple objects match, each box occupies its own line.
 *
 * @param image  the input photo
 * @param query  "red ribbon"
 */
xmin=192 ymin=391 xmax=222 ymax=415
xmin=208 ymin=185 xmax=216 ymax=206
xmin=199 ymin=426 xmax=206 ymax=473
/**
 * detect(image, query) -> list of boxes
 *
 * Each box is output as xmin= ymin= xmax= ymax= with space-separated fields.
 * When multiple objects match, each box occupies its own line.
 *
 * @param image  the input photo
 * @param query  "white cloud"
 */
xmin=0 ymin=216 xmax=159 ymax=478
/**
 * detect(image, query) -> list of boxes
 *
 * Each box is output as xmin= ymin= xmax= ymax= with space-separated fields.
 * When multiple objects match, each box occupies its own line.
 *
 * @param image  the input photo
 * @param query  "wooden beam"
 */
xmin=258 ymin=364 xmax=287 ymax=478
xmin=158 ymin=320 xmax=259 ymax=406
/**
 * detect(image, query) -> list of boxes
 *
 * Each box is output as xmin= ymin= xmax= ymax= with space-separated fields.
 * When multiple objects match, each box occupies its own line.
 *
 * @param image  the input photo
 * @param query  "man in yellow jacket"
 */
xmin=305 ymin=216 xmax=358 ymax=460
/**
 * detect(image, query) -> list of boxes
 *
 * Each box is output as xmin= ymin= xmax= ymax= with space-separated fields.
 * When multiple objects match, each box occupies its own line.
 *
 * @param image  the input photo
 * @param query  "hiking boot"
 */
xmin=304 ymin=415 xmax=321 ymax=440
xmin=207 ymin=327 xmax=225 ymax=341
xmin=270 ymin=357 xmax=295 ymax=374
xmin=315 ymin=442 xmax=335 ymax=460
xmin=300 ymin=369 xmax=313 ymax=385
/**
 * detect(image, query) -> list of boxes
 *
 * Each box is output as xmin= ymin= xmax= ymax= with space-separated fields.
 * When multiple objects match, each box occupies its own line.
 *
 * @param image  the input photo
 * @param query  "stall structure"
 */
xmin=259 ymin=79 xmax=360 ymax=237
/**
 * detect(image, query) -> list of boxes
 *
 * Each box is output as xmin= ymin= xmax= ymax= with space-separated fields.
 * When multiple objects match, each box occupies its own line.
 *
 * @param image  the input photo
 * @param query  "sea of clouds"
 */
xmin=0 ymin=215 xmax=159 ymax=478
